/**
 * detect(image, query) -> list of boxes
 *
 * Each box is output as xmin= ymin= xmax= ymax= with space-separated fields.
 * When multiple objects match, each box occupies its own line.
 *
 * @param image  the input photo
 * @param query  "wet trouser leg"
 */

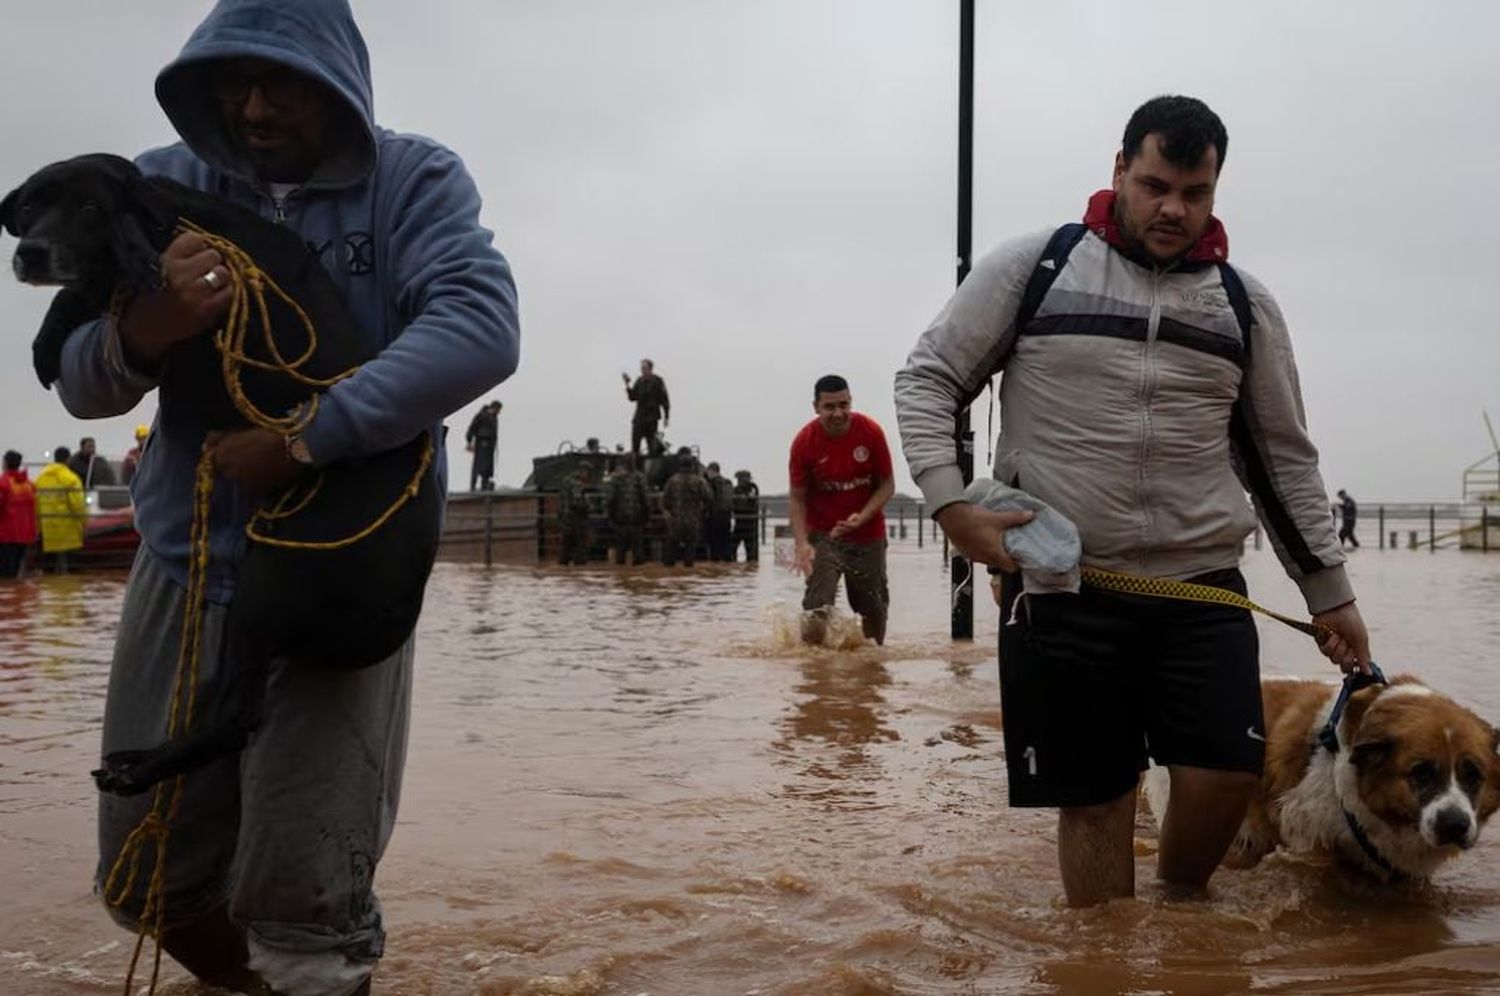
xmin=97 ymin=549 xmax=410 ymax=995
xmin=732 ymin=527 xmax=758 ymax=562
xmin=630 ymin=420 xmax=657 ymax=457
xmin=470 ymin=443 xmax=494 ymax=492
xmin=707 ymin=514 xmax=732 ymax=561
xmin=0 ymin=542 xmax=25 ymax=578
xmin=665 ymin=525 xmax=700 ymax=567
xmin=801 ymin=535 xmax=888 ymax=644
xmin=614 ymin=524 xmax=644 ymax=565
xmin=560 ymin=522 xmax=590 ymax=564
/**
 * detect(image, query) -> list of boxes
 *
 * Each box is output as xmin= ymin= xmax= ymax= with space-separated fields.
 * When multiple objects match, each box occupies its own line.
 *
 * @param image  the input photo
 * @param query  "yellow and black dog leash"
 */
xmin=1078 ymin=566 xmax=1333 ymax=643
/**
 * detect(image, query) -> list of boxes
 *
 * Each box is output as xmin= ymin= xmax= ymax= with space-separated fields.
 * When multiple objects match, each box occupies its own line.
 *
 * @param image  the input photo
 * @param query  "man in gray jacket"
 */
xmin=895 ymin=95 xmax=1369 ymax=907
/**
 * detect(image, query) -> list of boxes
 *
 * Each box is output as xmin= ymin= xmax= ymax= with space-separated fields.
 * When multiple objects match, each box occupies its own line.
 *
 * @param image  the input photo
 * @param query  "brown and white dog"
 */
xmin=1149 ymin=674 xmax=1500 ymax=881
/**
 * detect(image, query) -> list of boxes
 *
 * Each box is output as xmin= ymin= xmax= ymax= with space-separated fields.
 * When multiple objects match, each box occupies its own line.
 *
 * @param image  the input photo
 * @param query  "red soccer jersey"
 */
xmin=788 ymin=412 xmax=892 ymax=545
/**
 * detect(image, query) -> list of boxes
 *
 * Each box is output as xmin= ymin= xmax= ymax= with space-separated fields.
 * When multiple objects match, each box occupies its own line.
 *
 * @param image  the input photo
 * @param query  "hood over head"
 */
xmin=154 ymin=0 xmax=375 ymax=188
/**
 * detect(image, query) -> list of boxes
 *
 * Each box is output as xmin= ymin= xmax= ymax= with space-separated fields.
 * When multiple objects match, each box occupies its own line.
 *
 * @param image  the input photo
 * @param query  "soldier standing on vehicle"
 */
xmin=623 ymin=359 xmax=670 ymax=458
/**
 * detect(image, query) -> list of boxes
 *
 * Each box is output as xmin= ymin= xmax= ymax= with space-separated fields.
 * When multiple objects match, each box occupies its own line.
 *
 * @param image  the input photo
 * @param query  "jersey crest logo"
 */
xmin=853 ymin=446 xmax=869 ymax=463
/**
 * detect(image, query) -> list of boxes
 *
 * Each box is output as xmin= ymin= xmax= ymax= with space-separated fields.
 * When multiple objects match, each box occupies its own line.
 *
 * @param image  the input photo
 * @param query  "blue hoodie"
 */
xmin=55 ymin=0 xmax=520 ymax=601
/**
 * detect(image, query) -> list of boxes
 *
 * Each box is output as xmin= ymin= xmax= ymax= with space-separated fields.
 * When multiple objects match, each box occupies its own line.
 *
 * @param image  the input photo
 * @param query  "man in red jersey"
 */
xmin=789 ymin=375 xmax=894 ymax=645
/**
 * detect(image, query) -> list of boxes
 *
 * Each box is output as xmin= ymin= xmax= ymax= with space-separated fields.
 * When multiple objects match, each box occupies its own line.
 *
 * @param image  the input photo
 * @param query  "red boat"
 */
xmin=78 ymin=487 xmax=141 ymax=567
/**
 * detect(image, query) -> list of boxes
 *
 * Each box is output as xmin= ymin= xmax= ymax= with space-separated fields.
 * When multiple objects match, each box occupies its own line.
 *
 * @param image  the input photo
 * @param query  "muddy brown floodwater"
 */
xmin=2 ymin=541 xmax=1499 ymax=995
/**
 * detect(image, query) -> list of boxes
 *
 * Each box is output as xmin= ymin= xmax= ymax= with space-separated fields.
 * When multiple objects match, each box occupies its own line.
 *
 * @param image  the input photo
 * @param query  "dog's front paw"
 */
xmin=1222 ymin=834 xmax=1271 ymax=870
xmin=92 ymin=750 xmax=158 ymax=797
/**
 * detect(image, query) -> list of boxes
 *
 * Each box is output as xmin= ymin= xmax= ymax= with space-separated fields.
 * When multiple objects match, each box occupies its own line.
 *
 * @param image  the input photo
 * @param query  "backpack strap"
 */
xmin=1013 ymin=222 xmax=1089 ymax=338
xmin=976 ymin=222 xmax=1090 ymax=459
xmin=1014 ymin=225 xmax=1253 ymax=351
xmin=1216 ymin=261 xmax=1254 ymax=358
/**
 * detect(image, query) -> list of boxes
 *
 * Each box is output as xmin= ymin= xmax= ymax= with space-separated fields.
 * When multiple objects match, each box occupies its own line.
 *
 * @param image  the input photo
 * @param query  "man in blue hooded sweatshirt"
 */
xmin=53 ymin=2 xmax=519 ymax=993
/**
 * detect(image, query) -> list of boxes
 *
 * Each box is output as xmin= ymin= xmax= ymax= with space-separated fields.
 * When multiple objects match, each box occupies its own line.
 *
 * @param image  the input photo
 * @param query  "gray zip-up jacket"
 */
xmin=894 ymin=226 xmax=1352 ymax=614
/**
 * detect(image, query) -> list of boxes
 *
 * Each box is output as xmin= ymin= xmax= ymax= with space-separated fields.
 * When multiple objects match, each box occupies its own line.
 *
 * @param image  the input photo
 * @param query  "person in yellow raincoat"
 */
xmin=35 ymin=445 xmax=87 ymax=571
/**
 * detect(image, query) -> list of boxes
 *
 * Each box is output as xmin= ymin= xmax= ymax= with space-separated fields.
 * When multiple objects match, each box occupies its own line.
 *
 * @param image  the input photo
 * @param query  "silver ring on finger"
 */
xmin=202 ymin=269 xmax=222 ymax=290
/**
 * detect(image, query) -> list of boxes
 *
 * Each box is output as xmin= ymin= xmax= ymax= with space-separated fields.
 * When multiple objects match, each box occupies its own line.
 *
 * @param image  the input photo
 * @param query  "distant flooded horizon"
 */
xmin=2 ymin=541 xmax=1499 ymax=994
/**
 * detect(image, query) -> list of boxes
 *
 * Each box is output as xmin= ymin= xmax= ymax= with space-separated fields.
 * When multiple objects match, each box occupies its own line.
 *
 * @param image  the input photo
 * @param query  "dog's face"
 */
xmin=0 ymin=154 xmax=159 ymax=291
xmin=1347 ymin=682 xmax=1500 ymax=853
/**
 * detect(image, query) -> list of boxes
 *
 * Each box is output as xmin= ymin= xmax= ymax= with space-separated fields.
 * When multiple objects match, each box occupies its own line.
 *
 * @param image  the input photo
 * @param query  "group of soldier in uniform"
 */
xmin=551 ymin=360 xmax=764 ymax=567
xmin=555 ymin=452 xmax=759 ymax=567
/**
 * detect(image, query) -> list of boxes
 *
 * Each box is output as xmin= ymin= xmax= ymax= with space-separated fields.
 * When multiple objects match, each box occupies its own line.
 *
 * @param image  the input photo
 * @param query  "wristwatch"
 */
xmin=285 ymin=433 xmax=314 ymax=466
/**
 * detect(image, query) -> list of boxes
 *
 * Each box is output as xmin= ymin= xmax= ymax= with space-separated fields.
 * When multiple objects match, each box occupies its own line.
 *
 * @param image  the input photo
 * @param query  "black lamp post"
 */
xmin=951 ymin=0 xmax=976 ymax=640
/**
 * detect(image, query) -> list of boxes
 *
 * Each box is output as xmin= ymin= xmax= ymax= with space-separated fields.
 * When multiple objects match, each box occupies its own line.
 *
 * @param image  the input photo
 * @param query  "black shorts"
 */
xmin=998 ymin=568 xmax=1264 ymax=809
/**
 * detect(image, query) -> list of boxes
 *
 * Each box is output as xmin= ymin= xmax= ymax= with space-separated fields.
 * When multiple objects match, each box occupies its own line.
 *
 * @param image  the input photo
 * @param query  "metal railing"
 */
xmin=1462 ymin=458 xmax=1499 ymax=505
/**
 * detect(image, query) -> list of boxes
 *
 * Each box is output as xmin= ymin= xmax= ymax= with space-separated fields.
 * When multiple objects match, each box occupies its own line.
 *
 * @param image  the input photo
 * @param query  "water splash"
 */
xmin=761 ymin=601 xmax=868 ymax=653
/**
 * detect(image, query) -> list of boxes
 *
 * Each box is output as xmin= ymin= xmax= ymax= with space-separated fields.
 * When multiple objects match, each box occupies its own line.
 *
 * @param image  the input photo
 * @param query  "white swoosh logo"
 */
xmin=1246 ymin=727 xmax=1266 ymax=742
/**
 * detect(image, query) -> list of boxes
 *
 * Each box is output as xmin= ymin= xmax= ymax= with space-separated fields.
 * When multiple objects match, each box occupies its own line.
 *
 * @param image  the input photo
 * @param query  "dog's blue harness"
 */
xmin=1315 ymin=662 xmax=1402 ymax=879
xmin=1316 ymin=661 xmax=1387 ymax=754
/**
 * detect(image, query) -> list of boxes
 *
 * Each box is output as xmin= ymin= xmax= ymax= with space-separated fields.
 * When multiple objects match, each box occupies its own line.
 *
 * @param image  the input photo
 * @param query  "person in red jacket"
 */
xmin=789 ymin=375 xmax=894 ymax=645
xmin=0 ymin=450 xmax=39 ymax=579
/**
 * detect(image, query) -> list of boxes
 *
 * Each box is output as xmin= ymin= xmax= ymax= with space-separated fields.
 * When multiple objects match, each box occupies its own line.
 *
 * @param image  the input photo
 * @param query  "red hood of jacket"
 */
xmin=1084 ymin=189 xmax=1228 ymax=263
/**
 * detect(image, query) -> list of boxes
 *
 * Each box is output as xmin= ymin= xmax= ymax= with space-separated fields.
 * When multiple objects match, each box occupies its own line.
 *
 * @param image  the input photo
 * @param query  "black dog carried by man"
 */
xmin=3 ymin=152 xmax=444 ymax=794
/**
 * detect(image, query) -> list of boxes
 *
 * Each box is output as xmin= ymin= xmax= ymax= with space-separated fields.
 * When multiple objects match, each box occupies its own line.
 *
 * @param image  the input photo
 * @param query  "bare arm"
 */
xmin=863 ymin=475 xmax=894 ymax=520
xmin=830 ymin=475 xmax=895 ymax=539
xmin=789 ymin=482 xmax=814 ymax=575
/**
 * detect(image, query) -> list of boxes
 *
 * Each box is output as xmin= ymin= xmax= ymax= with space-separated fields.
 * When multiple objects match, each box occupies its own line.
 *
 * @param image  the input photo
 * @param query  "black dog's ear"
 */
xmin=0 ymin=186 xmax=19 ymax=236
xmin=110 ymin=172 xmax=178 ymax=294
xmin=124 ymin=173 xmax=179 ymax=242
xmin=110 ymin=212 xmax=161 ymax=293
xmin=1351 ymin=738 xmax=1394 ymax=771
xmin=32 ymin=288 xmax=100 ymax=389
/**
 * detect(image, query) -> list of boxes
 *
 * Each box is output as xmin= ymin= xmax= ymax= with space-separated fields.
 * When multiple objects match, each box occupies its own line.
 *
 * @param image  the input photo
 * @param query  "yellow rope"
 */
xmin=246 ymin=438 xmax=432 ymax=549
xmin=255 ymin=473 xmax=324 ymax=522
xmin=102 ymin=450 xmax=214 ymax=995
xmin=178 ymin=219 xmax=433 ymax=551
xmin=103 ymin=222 xmax=431 ymax=994
xmin=1079 ymin=566 xmax=1332 ymax=643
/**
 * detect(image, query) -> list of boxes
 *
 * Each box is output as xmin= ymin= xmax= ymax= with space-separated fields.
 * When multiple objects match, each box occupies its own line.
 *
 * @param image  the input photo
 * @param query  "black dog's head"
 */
xmin=0 ymin=154 xmax=174 ymax=295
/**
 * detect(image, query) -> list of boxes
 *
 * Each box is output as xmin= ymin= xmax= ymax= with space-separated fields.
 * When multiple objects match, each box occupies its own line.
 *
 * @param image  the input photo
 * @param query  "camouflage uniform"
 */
xmin=705 ymin=473 xmax=735 ymax=561
xmin=660 ymin=468 xmax=711 ymax=566
xmin=731 ymin=474 xmax=760 ymax=562
xmin=606 ymin=468 xmax=651 ymax=565
xmin=556 ymin=470 xmax=594 ymax=565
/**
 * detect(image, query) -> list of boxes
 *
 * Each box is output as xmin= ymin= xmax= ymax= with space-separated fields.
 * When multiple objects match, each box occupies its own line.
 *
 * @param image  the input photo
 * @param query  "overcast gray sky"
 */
xmin=2 ymin=1 xmax=1497 ymax=501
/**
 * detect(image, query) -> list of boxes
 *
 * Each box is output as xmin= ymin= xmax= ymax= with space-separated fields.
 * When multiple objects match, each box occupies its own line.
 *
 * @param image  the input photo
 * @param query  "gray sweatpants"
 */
xmin=97 ymin=548 xmax=412 ymax=992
